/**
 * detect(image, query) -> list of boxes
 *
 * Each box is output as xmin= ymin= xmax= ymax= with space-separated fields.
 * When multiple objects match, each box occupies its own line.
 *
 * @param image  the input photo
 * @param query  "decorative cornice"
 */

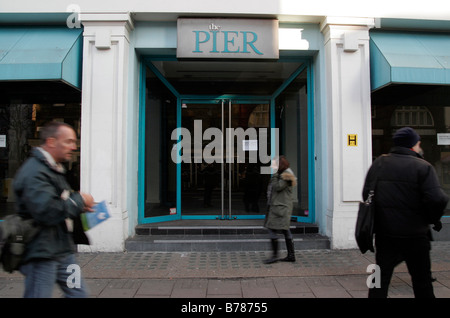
xmin=80 ymin=12 xmax=134 ymax=49
xmin=80 ymin=12 xmax=134 ymax=31
xmin=320 ymin=16 xmax=375 ymax=48
xmin=320 ymin=16 xmax=376 ymax=32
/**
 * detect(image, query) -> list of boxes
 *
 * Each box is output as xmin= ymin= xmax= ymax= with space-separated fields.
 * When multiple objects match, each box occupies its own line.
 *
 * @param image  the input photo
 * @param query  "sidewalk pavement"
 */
xmin=1 ymin=241 xmax=450 ymax=298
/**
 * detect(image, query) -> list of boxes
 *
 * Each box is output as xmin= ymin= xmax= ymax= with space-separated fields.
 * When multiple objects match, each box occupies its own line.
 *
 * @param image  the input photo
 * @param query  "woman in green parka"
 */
xmin=264 ymin=156 xmax=297 ymax=264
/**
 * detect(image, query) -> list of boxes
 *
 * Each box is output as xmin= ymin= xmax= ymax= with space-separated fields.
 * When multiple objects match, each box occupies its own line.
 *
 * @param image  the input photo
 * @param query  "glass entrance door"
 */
xmin=141 ymin=59 xmax=313 ymax=224
xmin=181 ymin=99 xmax=271 ymax=219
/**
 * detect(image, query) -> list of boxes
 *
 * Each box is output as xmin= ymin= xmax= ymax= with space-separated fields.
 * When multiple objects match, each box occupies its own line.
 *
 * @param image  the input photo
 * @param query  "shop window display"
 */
xmin=371 ymin=85 xmax=450 ymax=215
xmin=0 ymin=103 xmax=81 ymax=219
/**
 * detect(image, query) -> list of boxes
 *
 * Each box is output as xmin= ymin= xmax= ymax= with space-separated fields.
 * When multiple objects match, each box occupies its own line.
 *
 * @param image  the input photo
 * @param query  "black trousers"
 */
xmin=368 ymin=235 xmax=435 ymax=298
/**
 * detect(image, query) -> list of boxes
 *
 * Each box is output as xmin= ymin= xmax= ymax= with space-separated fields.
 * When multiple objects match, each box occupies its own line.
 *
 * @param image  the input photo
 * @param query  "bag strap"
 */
xmin=365 ymin=155 xmax=387 ymax=200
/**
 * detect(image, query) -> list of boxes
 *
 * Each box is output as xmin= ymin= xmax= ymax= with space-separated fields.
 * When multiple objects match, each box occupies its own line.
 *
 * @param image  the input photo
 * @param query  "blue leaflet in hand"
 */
xmin=81 ymin=200 xmax=110 ymax=231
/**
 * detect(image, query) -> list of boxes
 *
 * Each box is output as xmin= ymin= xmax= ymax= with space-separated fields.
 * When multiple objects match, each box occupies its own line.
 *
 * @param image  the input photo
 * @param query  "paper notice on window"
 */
xmin=437 ymin=133 xmax=450 ymax=145
xmin=0 ymin=135 xmax=5 ymax=147
xmin=243 ymin=140 xmax=258 ymax=151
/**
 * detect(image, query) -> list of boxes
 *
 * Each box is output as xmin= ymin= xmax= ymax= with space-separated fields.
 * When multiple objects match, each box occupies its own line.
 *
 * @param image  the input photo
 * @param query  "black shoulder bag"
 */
xmin=0 ymin=215 xmax=40 ymax=273
xmin=355 ymin=159 xmax=383 ymax=254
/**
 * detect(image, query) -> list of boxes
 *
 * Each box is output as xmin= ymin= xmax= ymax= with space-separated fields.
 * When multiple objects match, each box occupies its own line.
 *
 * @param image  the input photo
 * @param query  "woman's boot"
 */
xmin=280 ymin=238 xmax=296 ymax=262
xmin=264 ymin=239 xmax=278 ymax=264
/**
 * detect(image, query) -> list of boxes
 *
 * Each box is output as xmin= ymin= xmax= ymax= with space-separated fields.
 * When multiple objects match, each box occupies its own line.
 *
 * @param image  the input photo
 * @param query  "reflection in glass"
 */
xmin=144 ymin=67 xmax=177 ymax=218
xmin=371 ymin=85 xmax=450 ymax=215
xmin=275 ymin=68 xmax=309 ymax=217
xmin=0 ymin=103 xmax=81 ymax=219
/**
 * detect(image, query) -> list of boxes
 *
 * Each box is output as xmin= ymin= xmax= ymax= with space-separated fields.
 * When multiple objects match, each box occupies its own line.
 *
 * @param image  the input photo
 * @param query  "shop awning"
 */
xmin=370 ymin=32 xmax=450 ymax=91
xmin=0 ymin=27 xmax=83 ymax=89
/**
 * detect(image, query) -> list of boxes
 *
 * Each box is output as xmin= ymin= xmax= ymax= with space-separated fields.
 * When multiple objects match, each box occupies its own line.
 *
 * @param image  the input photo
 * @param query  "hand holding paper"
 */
xmin=81 ymin=192 xmax=95 ymax=212
xmin=80 ymin=200 xmax=110 ymax=231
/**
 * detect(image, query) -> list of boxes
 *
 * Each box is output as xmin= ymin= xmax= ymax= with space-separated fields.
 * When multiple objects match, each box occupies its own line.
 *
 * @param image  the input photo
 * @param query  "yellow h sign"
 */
xmin=348 ymin=134 xmax=357 ymax=146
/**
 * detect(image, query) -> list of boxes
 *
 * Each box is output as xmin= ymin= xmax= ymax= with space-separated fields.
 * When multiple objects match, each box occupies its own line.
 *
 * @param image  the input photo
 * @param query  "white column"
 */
xmin=320 ymin=17 xmax=375 ymax=249
xmin=79 ymin=13 xmax=134 ymax=252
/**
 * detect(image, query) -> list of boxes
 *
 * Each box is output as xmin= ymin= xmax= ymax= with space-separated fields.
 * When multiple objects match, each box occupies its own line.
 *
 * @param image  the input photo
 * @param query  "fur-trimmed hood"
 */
xmin=280 ymin=168 xmax=297 ymax=187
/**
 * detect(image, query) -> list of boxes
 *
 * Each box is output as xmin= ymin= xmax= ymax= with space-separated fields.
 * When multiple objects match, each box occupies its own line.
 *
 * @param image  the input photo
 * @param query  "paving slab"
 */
xmin=135 ymin=279 xmax=175 ymax=297
xmin=207 ymin=279 xmax=243 ymax=297
xmin=241 ymin=278 xmax=279 ymax=298
xmin=171 ymin=279 xmax=209 ymax=298
xmin=1 ymin=242 xmax=450 ymax=298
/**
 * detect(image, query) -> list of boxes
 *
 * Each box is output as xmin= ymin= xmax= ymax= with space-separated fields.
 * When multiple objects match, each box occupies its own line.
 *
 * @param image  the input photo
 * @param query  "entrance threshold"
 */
xmin=137 ymin=219 xmax=267 ymax=234
xmin=125 ymin=220 xmax=329 ymax=252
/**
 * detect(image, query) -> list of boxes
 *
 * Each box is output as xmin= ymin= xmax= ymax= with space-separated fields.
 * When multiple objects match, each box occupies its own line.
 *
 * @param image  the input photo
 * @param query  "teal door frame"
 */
xmin=139 ymin=57 xmax=315 ymax=224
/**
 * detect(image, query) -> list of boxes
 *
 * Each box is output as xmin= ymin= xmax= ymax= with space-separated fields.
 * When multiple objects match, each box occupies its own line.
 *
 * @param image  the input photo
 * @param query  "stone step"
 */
xmin=134 ymin=223 xmax=318 ymax=236
xmin=125 ymin=233 xmax=330 ymax=252
xmin=125 ymin=220 xmax=330 ymax=252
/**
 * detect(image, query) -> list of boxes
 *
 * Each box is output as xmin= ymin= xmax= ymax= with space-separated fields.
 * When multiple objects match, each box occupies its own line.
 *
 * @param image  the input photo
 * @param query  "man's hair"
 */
xmin=39 ymin=121 xmax=75 ymax=145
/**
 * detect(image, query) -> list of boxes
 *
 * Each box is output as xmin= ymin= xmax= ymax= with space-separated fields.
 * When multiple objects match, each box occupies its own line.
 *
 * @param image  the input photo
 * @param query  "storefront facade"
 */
xmin=1 ymin=1 xmax=449 ymax=251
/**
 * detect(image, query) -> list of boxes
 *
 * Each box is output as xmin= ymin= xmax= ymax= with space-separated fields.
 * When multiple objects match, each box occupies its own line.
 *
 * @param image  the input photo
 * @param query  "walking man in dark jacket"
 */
xmin=13 ymin=121 xmax=94 ymax=298
xmin=363 ymin=127 xmax=448 ymax=298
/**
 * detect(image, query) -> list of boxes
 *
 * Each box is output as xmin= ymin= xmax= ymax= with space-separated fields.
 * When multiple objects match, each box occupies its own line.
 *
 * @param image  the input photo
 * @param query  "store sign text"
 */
xmin=192 ymin=29 xmax=263 ymax=55
xmin=177 ymin=18 xmax=279 ymax=59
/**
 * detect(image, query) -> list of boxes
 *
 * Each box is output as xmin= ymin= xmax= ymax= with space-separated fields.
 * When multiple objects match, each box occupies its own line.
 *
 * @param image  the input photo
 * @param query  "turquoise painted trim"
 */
xmin=146 ymin=61 xmax=180 ymax=98
xmin=142 ymin=56 xmax=177 ymax=62
xmin=182 ymin=98 xmax=222 ymax=104
xmin=175 ymin=98 xmax=182 ymax=221
xmin=233 ymin=215 xmax=265 ymax=220
xmin=182 ymin=95 xmax=272 ymax=102
xmin=182 ymin=97 xmax=270 ymax=105
xmin=181 ymin=215 xmax=265 ymax=220
xmin=269 ymin=59 xmax=315 ymax=223
xmin=294 ymin=60 xmax=315 ymax=223
xmin=271 ymin=63 xmax=307 ymax=99
xmin=139 ymin=215 xmax=179 ymax=224
xmin=137 ymin=62 xmax=147 ymax=224
xmin=270 ymin=96 xmax=276 ymax=172
xmin=231 ymin=99 xmax=270 ymax=104
xmin=139 ymin=56 xmax=315 ymax=224
xmin=0 ymin=27 xmax=83 ymax=89
xmin=140 ymin=61 xmax=181 ymax=224
xmin=182 ymin=215 xmax=224 ymax=220
xmin=306 ymin=60 xmax=315 ymax=223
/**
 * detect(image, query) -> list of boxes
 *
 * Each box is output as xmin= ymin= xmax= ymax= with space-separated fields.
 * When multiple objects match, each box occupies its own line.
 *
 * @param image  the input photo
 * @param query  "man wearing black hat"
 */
xmin=362 ymin=127 xmax=448 ymax=298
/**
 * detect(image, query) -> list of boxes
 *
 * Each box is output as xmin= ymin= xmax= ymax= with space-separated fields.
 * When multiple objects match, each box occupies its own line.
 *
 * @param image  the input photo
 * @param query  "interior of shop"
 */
xmin=0 ymin=82 xmax=81 ymax=218
xmin=371 ymin=84 xmax=450 ymax=215
xmin=143 ymin=58 xmax=310 ymax=220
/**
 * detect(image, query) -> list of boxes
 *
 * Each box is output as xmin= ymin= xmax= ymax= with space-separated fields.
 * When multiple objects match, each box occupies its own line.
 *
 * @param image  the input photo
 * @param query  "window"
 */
xmin=391 ymin=106 xmax=434 ymax=127
xmin=0 ymin=103 xmax=81 ymax=219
